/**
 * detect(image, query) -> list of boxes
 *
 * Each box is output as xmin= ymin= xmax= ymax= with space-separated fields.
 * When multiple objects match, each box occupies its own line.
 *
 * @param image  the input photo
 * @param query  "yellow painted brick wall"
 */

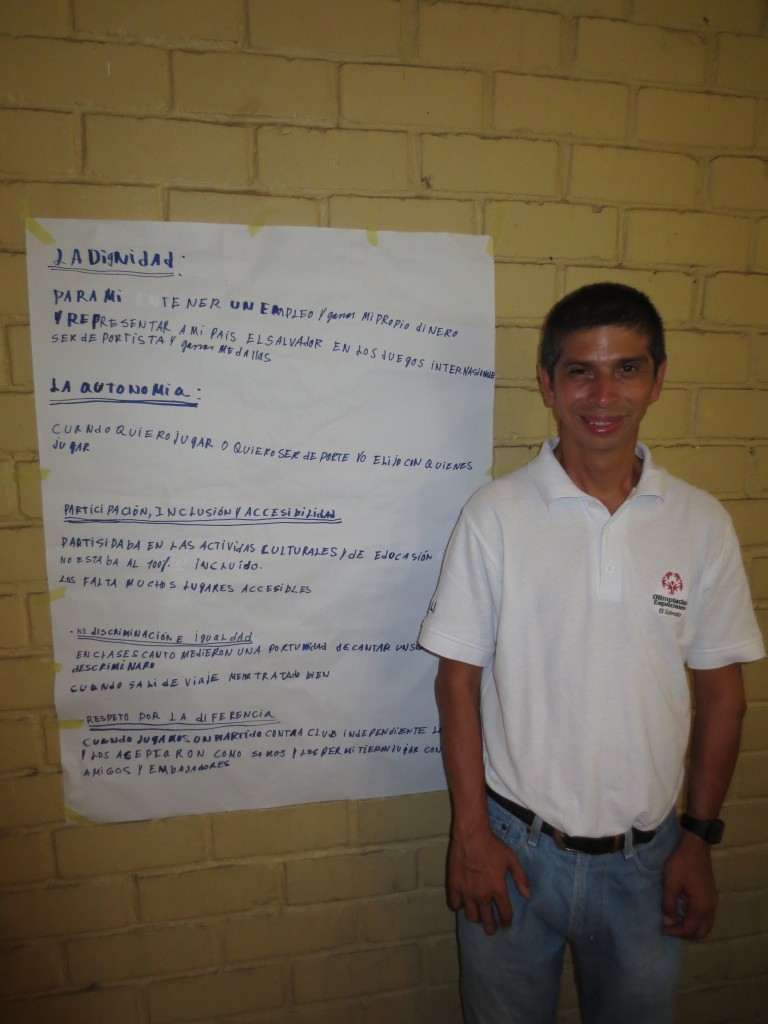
xmin=1 ymin=2 xmax=766 ymax=1022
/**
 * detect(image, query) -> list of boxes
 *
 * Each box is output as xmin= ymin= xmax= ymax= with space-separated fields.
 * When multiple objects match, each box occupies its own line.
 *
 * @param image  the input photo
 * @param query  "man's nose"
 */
xmin=590 ymin=373 xmax=617 ymax=405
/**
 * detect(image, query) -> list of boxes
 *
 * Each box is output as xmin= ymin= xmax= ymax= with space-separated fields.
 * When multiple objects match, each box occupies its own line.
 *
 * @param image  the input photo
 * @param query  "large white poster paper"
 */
xmin=26 ymin=220 xmax=495 ymax=823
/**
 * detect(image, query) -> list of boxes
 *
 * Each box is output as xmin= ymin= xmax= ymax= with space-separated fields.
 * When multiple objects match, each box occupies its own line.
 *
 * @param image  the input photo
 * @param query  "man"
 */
xmin=418 ymin=283 xmax=765 ymax=1024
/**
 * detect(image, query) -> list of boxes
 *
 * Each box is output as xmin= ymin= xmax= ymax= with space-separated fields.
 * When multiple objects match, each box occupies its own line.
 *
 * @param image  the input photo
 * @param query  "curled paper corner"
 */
xmin=40 ymin=467 xmax=52 ymax=480
xmin=484 ymin=464 xmax=494 ymax=477
xmin=53 ymin=661 xmax=62 ymax=674
xmin=65 ymin=806 xmax=94 ymax=826
xmin=485 ymin=234 xmax=495 ymax=257
xmin=49 ymin=586 xmax=67 ymax=602
xmin=58 ymin=718 xmax=85 ymax=730
xmin=26 ymin=217 xmax=56 ymax=245
xmin=366 ymin=227 xmax=379 ymax=247
xmin=248 ymin=223 xmax=265 ymax=237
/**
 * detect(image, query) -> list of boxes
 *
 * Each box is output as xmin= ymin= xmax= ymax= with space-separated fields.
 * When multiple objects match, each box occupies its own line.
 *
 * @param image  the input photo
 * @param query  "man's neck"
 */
xmin=553 ymin=438 xmax=642 ymax=515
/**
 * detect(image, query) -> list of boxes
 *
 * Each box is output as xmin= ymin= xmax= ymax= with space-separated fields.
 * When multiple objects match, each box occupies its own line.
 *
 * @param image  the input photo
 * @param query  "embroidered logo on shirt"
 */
xmin=653 ymin=571 xmax=687 ymax=617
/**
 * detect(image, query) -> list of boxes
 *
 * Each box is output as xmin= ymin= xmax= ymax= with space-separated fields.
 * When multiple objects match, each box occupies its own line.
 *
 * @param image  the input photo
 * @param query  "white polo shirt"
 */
xmin=419 ymin=441 xmax=765 ymax=836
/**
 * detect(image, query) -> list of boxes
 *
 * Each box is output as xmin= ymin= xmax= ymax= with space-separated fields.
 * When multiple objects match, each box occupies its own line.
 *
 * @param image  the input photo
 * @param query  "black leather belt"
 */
xmin=486 ymin=786 xmax=657 ymax=855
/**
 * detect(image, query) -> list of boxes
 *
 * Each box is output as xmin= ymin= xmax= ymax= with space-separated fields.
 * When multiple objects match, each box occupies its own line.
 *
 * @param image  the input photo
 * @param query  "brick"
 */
xmin=495 ymin=326 xmax=539 ymax=382
xmin=0 ymin=456 xmax=18 ymax=517
xmin=0 ymin=394 xmax=39 ymax=452
xmin=632 ymin=0 xmax=764 ymax=32
xmin=342 ymin=65 xmax=482 ymax=130
xmin=1 ymin=183 xmax=161 ymax=252
xmin=42 ymin=714 xmax=61 ymax=767
xmin=757 ymin=221 xmax=768 ymax=271
xmin=17 ymin=461 xmax=44 ymax=519
xmin=259 ymin=127 xmax=409 ymax=192
xmin=0 ymin=658 xmax=55 ymax=711
xmin=419 ymin=5 xmax=561 ymax=72
xmin=294 ymin=944 xmax=420 ymax=1003
xmin=329 ymin=197 xmax=475 ymax=235
xmin=494 ymin=386 xmax=551 ymax=441
xmin=0 ymin=39 xmax=169 ymax=112
xmin=576 ymin=19 xmax=706 ymax=85
xmin=626 ymin=210 xmax=750 ymax=269
xmin=678 ymin=975 xmax=768 ymax=1023
xmin=0 ymin=110 xmax=76 ymax=179
xmin=67 ymin=921 xmax=220 ymax=985
xmin=28 ymin=590 xmax=53 ymax=647
xmin=724 ymin=499 xmax=768 ymax=547
xmin=212 ymin=801 xmax=348 ymax=858
xmin=174 ymin=52 xmax=334 ymax=122
xmin=651 ymin=445 xmax=747 ymax=495
xmin=735 ymin=751 xmax=768 ymax=799
xmin=637 ymin=89 xmax=755 ymax=148
xmin=86 ymin=116 xmax=251 ymax=187
xmin=710 ymin=159 xmax=768 ymax=212
xmin=697 ymin=391 xmax=768 ymax=440
xmin=363 ymin=987 xmax=464 ymax=1024
xmin=0 ymin=829 xmax=55 ymax=884
xmin=740 ymin=706 xmax=768 ymax=752
xmin=757 ymin=339 xmax=768 ymax=385
xmin=493 ymin=444 xmax=540 ymax=479
xmin=225 ymin=903 xmax=357 ymax=960
xmin=7 ymin=324 xmax=33 ymax=387
xmin=361 ymin=888 xmax=453 ymax=941
xmin=0 ymin=771 xmax=62 ymax=827
xmin=148 ymin=965 xmax=284 ymax=1022
xmin=705 ymin=274 xmax=768 ymax=327
xmin=717 ymin=34 xmax=768 ymax=95
xmin=665 ymin=331 xmax=751 ymax=384
xmin=417 ymin=838 xmax=449 ymax=888
xmin=355 ymin=791 xmax=449 ymax=844
xmin=0 ymin=940 xmax=63 ymax=996
xmin=570 ymin=146 xmax=698 ymax=206
xmin=752 ymin=556 xmax=768 ymax=599
xmin=422 ymin=933 xmax=459 ymax=985
xmin=727 ymin=933 xmax=768 ymax=978
xmin=56 ymin=815 xmax=207 ymax=877
xmin=2 ymin=986 xmax=139 ymax=1024
xmin=709 ymin=888 xmax=768 ymax=938
xmin=138 ymin=863 xmax=280 ymax=922
xmin=565 ymin=268 xmax=695 ymax=327
xmin=752 ymin=446 xmax=768 ymax=494
xmin=639 ymin=388 xmax=689 ymax=440
xmin=248 ymin=0 xmax=400 ymax=59
xmin=488 ymin=200 xmax=617 ymax=261
xmin=0 ymin=877 xmax=133 ymax=939
xmin=0 ymin=252 xmax=30 ymax=315
xmin=422 ymin=135 xmax=558 ymax=197
xmin=0 ymin=527 xmax=46 ymax=582
xmin=494 ymin=74 xmax=628 ymax=140
xmin=743 ymin=656 xmax=767 ymax=704
xmin=168 ymin=190 xmax=319 ymax=228
xmin=495 ymin=263 xmax=557 ymax=321
xmin=0 ymin=715 xmax=40 ymax=770
xmin=0 ymin=0 xmax=69 ymax=36
xmin=74 ymin=0 xmax=241 ymax=43
xmin=286 ymin=847 xmax=415 ymax=905
xmin=0 ymin=593 xmax=27 ymax=650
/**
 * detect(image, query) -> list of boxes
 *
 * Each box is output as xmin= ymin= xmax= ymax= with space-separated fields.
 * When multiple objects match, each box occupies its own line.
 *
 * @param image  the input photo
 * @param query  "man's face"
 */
xmin=537 ymin=325 xmax=666 ymax=456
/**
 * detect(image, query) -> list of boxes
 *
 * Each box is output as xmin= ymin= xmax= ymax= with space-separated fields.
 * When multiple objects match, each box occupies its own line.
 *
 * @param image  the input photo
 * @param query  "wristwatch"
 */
xmin=680 ymin=813 xmax=725 ymax=845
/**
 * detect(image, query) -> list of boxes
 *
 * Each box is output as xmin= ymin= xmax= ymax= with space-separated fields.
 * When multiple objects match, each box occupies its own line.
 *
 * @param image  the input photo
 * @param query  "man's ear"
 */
xmin=650 ymin=359 xmax=667 ymax=403
xmin=537 ymin=363 xmax=555 ymax=407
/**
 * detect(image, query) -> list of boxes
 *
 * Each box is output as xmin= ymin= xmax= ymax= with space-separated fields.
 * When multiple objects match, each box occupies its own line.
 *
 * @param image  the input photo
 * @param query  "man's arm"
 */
xmin=662 ymin=663 xmax=747 ymax=939
xmin=435 ymin=656 xmax=530 ymax=935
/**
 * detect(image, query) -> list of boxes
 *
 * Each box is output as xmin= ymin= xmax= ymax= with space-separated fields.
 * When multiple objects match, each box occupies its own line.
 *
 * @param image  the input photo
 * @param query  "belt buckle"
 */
xmin=552 ymin=828 xmax=576 ymax=852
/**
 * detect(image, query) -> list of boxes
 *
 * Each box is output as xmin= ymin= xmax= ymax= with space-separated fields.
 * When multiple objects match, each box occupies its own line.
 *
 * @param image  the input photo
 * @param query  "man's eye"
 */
xmin=567 ymin=366 xmax=589 ymax=377
xmin=619 ymin=363 xmax=639 ymax=375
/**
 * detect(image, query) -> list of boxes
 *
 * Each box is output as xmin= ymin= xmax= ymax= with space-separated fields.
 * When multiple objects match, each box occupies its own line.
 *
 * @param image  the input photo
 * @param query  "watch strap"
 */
xmin=680 ymin=813 xmax=725 ymax=845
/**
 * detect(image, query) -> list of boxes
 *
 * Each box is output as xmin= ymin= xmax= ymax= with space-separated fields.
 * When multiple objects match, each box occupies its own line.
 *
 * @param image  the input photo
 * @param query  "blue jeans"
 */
xmin=458 ymin=798 xmax=682 ymax=1024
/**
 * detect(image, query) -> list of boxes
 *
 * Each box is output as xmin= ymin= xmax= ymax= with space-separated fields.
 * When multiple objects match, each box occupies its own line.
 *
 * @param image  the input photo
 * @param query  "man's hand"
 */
xmin=662 ymin=830 xmax=717 ymax=940
xmin=448 ymin=822 xmax=531 ymax=935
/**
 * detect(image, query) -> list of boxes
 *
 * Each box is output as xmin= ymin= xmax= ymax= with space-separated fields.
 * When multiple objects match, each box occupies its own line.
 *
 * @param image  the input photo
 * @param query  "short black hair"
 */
xmin=539 ymin=282 xmax=666 ymax=378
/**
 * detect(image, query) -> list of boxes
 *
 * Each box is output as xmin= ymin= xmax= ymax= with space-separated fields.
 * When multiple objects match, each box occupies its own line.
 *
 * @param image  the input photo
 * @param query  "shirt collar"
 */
xmin=527 ymin=439 xmax=667 ymax=509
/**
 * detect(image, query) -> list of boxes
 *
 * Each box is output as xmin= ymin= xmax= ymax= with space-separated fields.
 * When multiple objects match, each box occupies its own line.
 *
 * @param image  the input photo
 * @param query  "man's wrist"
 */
xmin=680 ymin=813 xmax=725 ymax=845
